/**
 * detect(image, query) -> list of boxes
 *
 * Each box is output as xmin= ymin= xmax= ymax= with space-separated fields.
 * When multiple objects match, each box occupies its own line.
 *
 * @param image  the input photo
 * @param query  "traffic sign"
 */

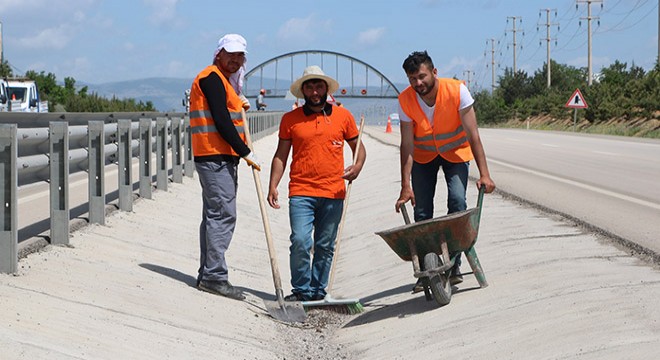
xmin=565 ymin=88 xmax=588 ymax=109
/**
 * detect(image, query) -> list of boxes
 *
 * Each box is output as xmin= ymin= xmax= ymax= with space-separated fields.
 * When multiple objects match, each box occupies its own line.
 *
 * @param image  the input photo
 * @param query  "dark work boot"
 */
xmin=449 ymin=266 xmax=463 ymax=286
xmin=198 ymin=280 xmax=245 ymax=301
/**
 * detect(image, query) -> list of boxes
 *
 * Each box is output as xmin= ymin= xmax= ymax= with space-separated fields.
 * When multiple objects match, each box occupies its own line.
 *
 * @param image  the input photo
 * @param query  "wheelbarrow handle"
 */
xmin=400 ymin=203 xmax=412 ymax=225
xmin=401 ymin=184 xmax=486 ymax=226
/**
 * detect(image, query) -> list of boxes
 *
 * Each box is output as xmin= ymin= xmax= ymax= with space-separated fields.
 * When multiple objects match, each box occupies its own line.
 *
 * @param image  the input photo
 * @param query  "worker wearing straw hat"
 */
xmin=267 ymin=65 xmax=367 ymax=302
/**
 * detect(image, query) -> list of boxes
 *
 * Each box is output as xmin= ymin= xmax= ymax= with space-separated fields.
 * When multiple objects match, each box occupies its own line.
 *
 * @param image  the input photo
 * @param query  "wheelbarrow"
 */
xmin=375 ymin=185 xmax=488 ymax=306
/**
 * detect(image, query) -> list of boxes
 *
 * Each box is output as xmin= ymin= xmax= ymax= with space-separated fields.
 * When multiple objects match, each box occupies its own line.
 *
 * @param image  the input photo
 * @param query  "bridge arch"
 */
xmin=244 ymin=50 xmax=401 ymax=99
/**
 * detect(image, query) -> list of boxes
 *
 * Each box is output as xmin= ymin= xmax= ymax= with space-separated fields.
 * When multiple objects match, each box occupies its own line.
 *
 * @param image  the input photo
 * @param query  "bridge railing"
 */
xmin=0 ymin=111 xmax=283 ymax=273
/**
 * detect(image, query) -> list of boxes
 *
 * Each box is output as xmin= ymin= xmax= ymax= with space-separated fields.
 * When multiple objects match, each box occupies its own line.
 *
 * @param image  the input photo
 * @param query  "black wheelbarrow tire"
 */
xmin=424 ymin=252 xmax=451 ymax=306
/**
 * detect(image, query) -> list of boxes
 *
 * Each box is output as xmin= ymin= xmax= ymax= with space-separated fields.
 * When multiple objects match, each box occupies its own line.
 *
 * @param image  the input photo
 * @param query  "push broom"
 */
xmin=301 ymin=114 xmax=365 ymax=315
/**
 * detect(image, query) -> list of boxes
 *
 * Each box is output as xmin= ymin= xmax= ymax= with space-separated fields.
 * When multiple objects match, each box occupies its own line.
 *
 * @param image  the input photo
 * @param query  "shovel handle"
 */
xmin=242 ymin=109 xmax=285 ymax=301
xmin=327 ymin=114 xmax=365 ymax=292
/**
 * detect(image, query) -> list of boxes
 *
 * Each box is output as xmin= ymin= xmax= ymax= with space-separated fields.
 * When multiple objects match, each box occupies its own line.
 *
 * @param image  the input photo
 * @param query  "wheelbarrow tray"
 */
xmin=376 ymin=207 xmax=480 ymax=262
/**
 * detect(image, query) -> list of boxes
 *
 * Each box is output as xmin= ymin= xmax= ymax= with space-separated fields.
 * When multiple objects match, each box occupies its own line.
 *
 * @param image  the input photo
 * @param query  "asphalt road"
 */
xmin=476 ymin=128 xmax=660 ymax=259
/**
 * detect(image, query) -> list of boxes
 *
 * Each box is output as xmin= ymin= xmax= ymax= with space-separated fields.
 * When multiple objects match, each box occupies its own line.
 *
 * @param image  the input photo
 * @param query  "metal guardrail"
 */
xmin=0 ymin=111 xmax=283 ymax=273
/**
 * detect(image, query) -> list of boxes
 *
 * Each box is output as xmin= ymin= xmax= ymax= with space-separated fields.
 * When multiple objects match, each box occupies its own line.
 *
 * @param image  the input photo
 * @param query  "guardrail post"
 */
xmin=50 ymin=122 xmax=69 ymax=245
xmin=118 ymin=119 xmax=133 ymax=212
xmin=183 ymin=115 xmax=194 ymax=178
xmin=88 ymin=121 xmax=105 ymax=225
xmin=1 ymin=124 xmax=18 ymax=273
xmin=139 ymin=118 xmax=153 ymax=199
xmin=156 ymin=117 xmax=168 ymax=191
xmin=171 ymin=117 xmax=183 ymax=184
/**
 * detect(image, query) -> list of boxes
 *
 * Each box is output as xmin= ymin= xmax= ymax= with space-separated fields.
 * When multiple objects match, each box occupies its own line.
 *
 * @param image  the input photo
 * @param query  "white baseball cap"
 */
xmin=213 ymin=34 xmax=247 ymax=60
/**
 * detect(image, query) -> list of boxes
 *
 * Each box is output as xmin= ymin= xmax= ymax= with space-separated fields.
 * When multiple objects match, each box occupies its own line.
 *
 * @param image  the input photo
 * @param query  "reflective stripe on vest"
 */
xmin=189 ymin=65 xmax=246 ymax=157
xmin=398 ymin=78 xmax=473 ymax=164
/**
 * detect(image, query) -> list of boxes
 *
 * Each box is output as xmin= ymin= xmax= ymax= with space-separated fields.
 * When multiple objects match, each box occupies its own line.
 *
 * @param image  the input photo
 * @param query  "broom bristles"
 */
xmin=301 ymin=297 xmax=365 ymax=315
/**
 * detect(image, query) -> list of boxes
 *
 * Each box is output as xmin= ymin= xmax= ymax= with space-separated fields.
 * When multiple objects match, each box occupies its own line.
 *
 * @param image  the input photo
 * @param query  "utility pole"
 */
xmin=506 ymin=16 xmax=523 ymax=73
xmin=577 ymin=0 xmax=602 ymax=86
xmin=487 ymin=38 xmax=497 ymax=91
xmin=0 ymin=21 xmax=3 ymax=64
xmin=539 ymin=9 xmax=558 ymax=88
xmin=462 ymin=70 xmax=475 ymax=89
xmin=658 ymin=0 xmax=659 ymax=66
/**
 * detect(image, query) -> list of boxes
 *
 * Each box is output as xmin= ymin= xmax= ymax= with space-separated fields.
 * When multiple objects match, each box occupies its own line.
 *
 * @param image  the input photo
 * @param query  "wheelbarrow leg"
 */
xmin=465 ymin=246 xmax=488 ymax=288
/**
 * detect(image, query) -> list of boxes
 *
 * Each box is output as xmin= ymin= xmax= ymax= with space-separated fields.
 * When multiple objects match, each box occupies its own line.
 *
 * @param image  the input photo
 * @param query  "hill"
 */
xmin=81 ymin=77 xmax=409 ymax=113
xmin=82 ymin=77 xmax=192 ymax=113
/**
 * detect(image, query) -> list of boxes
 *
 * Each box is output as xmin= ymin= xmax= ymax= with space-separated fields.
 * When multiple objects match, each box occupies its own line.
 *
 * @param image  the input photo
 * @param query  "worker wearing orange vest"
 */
xmin=189 ymin=34 xmax=259 ymax=301
xmin=395 ymin=51 xmax=496 ymax=289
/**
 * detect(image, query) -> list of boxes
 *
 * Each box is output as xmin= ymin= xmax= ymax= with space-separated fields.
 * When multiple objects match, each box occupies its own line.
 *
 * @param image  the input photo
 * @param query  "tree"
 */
xmin=497 ymin=68 xmax=533 ymax=106
xmin=0 ymin=59 xmax=12 ymax=77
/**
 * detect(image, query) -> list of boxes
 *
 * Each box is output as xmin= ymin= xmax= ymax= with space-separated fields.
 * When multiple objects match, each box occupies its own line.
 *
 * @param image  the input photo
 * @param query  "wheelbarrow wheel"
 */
xmin=424 ymin=252 xmax=451 ymax=306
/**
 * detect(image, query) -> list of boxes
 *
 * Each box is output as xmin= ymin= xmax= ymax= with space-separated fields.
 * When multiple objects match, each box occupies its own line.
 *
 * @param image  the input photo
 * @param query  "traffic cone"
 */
xmin=385 ymin=116 xmax=392 ymax=133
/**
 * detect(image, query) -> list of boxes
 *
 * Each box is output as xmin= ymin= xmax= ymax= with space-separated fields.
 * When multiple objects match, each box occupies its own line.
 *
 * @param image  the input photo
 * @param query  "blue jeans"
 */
xmin=411 ymin=155 xmax=469 ymax=269
xmin=288 ymin=196 xmax=343 ymax=299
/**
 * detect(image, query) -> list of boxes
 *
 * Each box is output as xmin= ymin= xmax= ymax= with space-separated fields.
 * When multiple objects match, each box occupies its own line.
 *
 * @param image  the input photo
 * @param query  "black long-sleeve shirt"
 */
xmin=195 ymin=71 xmax=250 ymax=162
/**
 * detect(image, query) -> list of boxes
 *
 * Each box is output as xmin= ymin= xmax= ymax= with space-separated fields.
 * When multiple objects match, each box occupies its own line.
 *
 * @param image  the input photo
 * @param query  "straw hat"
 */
xmin=289 ymin=65 xmax=339 ymax=99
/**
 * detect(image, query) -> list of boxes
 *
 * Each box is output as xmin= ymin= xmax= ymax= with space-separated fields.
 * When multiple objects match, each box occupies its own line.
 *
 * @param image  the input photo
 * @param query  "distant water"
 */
xmin=248 ymin=97 xmax=399 ymax=126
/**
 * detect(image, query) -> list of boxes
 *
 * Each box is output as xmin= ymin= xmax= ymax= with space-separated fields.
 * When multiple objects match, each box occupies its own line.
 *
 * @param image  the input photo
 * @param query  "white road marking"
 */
xmin=592 ymin=151 xmax=619 ymax=156
xmin=489 ymin=158 xmax=660 ymax=211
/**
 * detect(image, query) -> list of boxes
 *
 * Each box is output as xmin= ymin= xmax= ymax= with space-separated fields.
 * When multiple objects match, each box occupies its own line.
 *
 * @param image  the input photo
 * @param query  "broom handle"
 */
xmin=327 ymin=114 xmax=365 ymax=292
xmin=242 ymin=109 xmax=286 ymax=303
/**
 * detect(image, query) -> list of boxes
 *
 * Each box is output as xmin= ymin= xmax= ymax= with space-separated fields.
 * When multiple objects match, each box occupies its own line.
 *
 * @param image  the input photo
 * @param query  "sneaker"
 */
xmin=310 ymin=294 xmax=326 ymax=301
xmin=198 ymin=280 xmax=245 ymax=301
xmin=284 ymin=293 xmax=307 ymax=302
xmin=411 ymin=278 xmax=424 ymax=294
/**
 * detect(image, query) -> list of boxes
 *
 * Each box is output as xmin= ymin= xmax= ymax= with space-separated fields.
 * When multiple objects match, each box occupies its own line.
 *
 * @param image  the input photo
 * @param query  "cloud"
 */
xmin=143 ymin=0 xmax=181 ymax=26
xmin=17 ymin=24 xmax=76 ymax=49
xmin=440 ymin=56 xmax=482 ymax=77
xmin=357 ymin=27 xmax=385 ymax=46
xmin=277 ymin=15 xmax=332 ymax=45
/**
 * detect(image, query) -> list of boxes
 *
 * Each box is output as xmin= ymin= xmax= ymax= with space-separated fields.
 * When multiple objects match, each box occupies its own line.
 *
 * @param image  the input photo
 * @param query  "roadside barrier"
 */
xmin=0 ymin=111 xmax=283 ymax=273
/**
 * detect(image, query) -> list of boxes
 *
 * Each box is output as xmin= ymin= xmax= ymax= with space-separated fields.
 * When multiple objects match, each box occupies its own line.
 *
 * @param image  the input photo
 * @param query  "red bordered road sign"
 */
xmin=565 ymin=88 xmax=588 ymax=109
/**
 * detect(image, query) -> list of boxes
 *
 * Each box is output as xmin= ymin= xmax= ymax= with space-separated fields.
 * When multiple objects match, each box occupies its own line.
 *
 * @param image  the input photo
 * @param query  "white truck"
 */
xmin=0 ymin=78 xmax=8 ymax=111
xmin=5 ymin=78 xmax=49 ymax=112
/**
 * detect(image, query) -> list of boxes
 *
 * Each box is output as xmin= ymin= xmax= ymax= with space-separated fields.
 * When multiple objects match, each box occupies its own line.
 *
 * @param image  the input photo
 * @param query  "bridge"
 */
xmin=243 ymin=50 xmax=401 ymax=100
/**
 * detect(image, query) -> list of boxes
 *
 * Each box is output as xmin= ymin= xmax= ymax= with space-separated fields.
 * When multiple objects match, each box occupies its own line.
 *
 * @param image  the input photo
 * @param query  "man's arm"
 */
xmin=395 ymin=121 xmax=416 ymax=211
xmin=460 ymin=106 xmax=496 ymax=193
xmin=200 ymin=72 xmax=251 ymax=157
xmin=343 ymin=138 xmax=366 ymax=181
xmin=267 ymin=139 xmax=292 ymax=209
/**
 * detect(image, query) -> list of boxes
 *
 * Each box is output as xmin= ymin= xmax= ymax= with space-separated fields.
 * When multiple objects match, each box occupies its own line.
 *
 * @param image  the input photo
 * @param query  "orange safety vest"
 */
xmin=398 ymin=78 xmax=473 ymax=164
xmin=189 ymin=65 xmax=246 ymax=157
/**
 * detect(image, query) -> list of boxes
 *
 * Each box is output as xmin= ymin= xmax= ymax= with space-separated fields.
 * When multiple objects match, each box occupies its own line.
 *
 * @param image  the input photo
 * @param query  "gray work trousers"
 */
xmin=195 ymin=160 xmax=238 ymax=283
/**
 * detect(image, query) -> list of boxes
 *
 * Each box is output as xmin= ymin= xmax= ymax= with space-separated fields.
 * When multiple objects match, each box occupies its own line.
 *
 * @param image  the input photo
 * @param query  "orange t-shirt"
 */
xmin=279 ymin=104 xmax=359 ymax=199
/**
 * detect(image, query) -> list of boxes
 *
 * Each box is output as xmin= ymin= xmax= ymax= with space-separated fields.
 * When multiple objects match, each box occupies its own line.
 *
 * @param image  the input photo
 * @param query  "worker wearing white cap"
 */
xmin=188 ymin=33 xmax=260 ymax=301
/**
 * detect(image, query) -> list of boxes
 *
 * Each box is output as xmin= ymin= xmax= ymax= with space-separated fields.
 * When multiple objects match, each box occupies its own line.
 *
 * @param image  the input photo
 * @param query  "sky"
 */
xmin=0 ymin=0 xmax=658 ymax=92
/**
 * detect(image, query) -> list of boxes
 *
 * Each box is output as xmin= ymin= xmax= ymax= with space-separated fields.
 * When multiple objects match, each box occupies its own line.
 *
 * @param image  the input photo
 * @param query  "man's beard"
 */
xmin=304 ymin=92 xmax=327 ymax=107
xmin=414 ymin=77 xmax=436 ymax=97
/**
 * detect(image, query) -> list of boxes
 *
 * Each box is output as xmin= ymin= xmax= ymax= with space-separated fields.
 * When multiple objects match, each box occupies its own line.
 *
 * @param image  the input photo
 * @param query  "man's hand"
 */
xmin=242 ymin=152 xmax=261 ymax=171
xmin=239 ymin=94 xmax=250 ymax=110
xmin=395 ymin=185 xmax=415 ymax=213
xmin=477 ymin=176 xmax=496 ymax=193
xmin=342 ymin=164 xmax=362 ymax=181
xmin=267 ymin=187 xmax=280 ymax=209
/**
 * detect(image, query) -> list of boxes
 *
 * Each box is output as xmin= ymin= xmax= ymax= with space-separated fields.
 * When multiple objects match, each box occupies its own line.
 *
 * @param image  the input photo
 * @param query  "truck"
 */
xmin=0 ymin=78 xmax=7 ymax=111
xmin=5 ymin=78 xmax=49 ymax=112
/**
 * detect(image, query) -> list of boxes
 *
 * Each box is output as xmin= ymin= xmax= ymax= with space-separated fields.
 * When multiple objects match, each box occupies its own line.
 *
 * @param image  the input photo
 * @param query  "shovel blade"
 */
xmin=264 ymin=299 xmax=307 ymax=323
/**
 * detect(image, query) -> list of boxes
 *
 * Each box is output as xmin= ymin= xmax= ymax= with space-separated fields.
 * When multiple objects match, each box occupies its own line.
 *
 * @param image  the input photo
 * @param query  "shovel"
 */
xmin=242 ymin=110 xmax=307 ymax=323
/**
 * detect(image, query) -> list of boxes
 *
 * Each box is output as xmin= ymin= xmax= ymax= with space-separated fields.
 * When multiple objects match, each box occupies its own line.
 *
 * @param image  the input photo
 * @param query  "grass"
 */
xmin=492 ymin=116 xmax=660 ymax=139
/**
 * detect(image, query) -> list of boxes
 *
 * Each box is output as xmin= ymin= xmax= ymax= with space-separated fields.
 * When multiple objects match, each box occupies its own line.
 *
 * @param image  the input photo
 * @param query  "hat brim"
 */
xmin=222 ymin=45 xmax=247 ymax=54
xmin=289 ymin=74 xmax=339 ymax=99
